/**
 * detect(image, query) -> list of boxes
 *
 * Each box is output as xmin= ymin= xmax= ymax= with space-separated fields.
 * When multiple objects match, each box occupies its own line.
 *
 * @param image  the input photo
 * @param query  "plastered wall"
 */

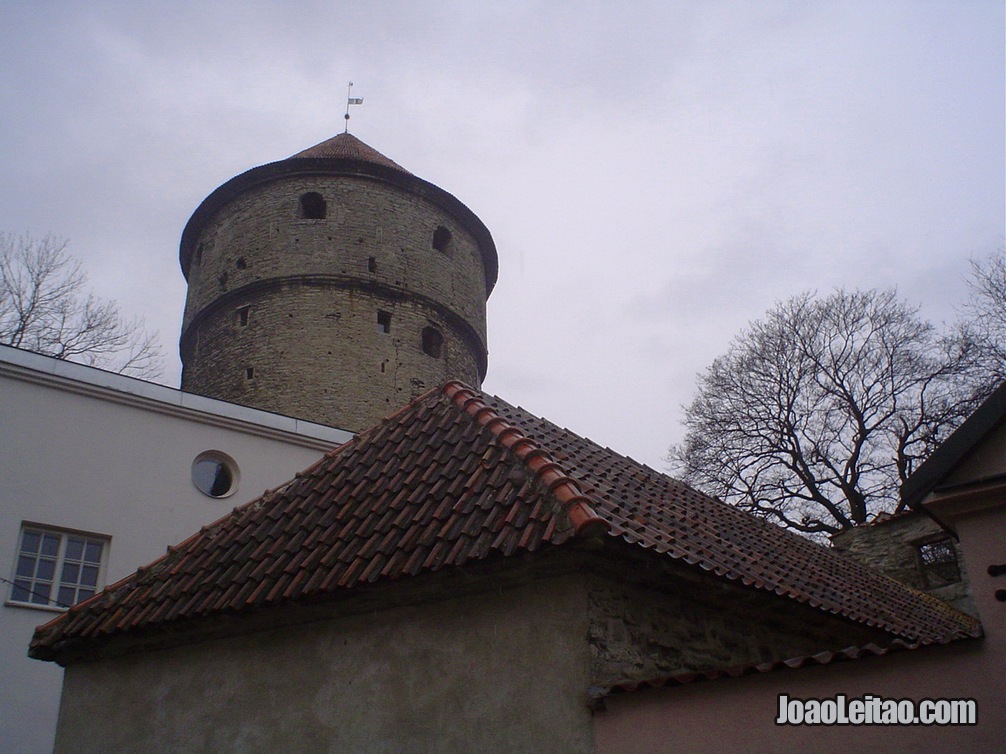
xmin=54 ymin=575 xmax=594 ymax=754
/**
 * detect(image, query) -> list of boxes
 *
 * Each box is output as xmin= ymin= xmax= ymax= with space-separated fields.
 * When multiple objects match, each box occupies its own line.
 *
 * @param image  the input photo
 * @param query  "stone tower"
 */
xmin=179 ymin=133 xmax=497 ymax=432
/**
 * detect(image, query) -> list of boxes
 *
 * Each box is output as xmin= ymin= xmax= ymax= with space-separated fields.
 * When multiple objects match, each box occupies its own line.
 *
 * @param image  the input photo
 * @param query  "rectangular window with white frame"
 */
xmin=7 ymin=524 xmax=109 ymax=610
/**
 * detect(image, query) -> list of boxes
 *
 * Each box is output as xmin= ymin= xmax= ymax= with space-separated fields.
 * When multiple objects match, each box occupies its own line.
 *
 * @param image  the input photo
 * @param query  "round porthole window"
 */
xmin=191 ymin=451 xmax=239 ymax=498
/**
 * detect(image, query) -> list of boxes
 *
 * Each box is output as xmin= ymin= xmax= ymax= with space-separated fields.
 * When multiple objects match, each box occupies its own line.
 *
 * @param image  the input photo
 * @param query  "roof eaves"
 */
xmin=902 ymin=380 xmax=1006 ymax=507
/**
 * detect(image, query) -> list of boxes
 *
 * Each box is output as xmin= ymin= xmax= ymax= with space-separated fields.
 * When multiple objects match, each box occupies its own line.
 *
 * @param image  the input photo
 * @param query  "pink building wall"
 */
xmin=593 ymin=637 xmax=999 ymax=754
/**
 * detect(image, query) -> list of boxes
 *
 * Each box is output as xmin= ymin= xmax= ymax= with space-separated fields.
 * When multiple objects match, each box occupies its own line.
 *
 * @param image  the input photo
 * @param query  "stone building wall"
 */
xmin=831 ymin=512 xmax=975 ymax=616
xmin=182 ymin=282 xmax=481 ymax=431
xmin=180 ymin=173 xmax=489 ymax=431
xmin=586 ymin=573 xmax=887 ymax=688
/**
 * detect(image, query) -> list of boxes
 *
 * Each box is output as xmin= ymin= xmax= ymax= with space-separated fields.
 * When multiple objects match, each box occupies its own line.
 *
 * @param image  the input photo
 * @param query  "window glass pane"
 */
xmin=84 ymin=541 xmax=104 ymax=564
xmin=193 ymin=456 xmax=235 ymax=498
xmin=21 ymin=531 xmax=40 ymax=553
xmin=62 ymin=562 xmax=80 ymax=584
xmin=211 ymin=465 xmax=232 ymax=497
xmin=65 ymin=537 xmax=84 ymax=561
xmin=11 ymin=580 xmax=30 ymax=602
xmin=192 ymin=459 xmax=215 ymax=489
xmin=77 ymin=588 xmax=95 ymax=601
xmin=80 ymin=565 xmax=99 ymax=587
xmin=194 ymin=459 xmax=225 ymax=495
xmin=16 ymin=554 xmax=36 ymax=578
xmin=58 ymin=586 xmax=76 ymax=607
xmin=30 ymin=583 xmax=52 ymax=604
xmin=40 ymin=533 xmax=60 ymax=557
xmin=36 ymin=559 xmax=55 ymax=581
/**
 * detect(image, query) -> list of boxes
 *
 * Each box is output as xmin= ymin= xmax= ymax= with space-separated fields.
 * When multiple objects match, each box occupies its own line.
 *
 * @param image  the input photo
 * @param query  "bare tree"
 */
xmin=669 ymin=289 xmax=992 ymax=536
xmin=0 ymin=232 xmax=163 ymax=378
xmin=960 ymin=247 xmax=1006 ymax=385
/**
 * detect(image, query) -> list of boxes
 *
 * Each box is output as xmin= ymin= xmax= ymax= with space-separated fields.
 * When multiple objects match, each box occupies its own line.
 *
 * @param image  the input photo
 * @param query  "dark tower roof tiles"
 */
xmin=290 ymin=132 xmax=411 ymax=173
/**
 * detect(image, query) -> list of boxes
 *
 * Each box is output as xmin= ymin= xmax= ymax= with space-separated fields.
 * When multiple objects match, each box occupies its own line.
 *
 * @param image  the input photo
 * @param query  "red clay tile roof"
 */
xmin=30 ymin=383 xmax=979 ymax=660
xmin=289 ymin=132 xmax=411 ymax=173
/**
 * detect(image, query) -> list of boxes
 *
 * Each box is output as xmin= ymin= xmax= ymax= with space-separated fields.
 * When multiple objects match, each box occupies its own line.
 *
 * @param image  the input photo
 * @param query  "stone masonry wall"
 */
xmin=587 ymin=572 xmax=887 ymax=688
xmin=182 ymin=174 xmax=488 ymax=336
xmin=180 ymin=173 xmax=488 ymax=431
xmin=831 ymin=513 xmax=975 ymax=616
xmin=181 ymin=282 xmax=480 ymax=431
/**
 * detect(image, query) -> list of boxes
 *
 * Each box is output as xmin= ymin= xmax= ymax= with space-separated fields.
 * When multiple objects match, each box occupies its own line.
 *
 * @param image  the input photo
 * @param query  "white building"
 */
xmin=0 ymin=344 xmax=350 ymax=754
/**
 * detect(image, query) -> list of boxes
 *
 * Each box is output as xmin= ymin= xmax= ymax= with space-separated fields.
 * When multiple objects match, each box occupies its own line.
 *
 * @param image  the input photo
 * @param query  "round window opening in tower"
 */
xmin=299 ymin=192 xmax=327 ymax=220
xmin=191 ymin=451 xmax=240 ymax=498
xmin=422 ymin=326 xmax=444 ymax=359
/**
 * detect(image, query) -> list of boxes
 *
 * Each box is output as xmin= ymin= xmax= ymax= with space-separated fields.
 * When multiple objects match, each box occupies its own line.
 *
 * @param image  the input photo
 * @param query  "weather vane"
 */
xmin=344 ymin=82 xmax=364 ymax=133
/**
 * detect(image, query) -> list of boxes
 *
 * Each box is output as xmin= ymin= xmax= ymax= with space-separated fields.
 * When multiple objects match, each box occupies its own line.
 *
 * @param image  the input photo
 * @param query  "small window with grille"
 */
xmin=916 ymin=538 xmax=962 ymax=588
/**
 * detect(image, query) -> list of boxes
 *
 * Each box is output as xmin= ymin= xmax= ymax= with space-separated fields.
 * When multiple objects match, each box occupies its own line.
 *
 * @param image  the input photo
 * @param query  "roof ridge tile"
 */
xmin=442 ymin=382 xmax=610 ymax=536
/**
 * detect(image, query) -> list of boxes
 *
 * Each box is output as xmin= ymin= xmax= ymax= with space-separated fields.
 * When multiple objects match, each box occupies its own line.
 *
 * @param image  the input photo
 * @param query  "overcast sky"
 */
xmin=2 ymin=1 xmax=1003 ymax=469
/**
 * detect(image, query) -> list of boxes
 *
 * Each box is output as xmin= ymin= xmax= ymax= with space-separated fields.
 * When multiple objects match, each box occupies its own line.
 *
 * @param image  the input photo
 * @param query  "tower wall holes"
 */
xmin=422 ymin=326 xmax=444 ymax=359
xmin=432 ymin=225 xmax=452 ymax=252
xmin=299 ymin=192 xmax=327 ymax=219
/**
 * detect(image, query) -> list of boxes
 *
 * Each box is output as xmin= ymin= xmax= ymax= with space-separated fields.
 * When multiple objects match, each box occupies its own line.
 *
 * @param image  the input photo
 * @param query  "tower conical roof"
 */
xmin=290 ymin=132 xmax=410 ymax=173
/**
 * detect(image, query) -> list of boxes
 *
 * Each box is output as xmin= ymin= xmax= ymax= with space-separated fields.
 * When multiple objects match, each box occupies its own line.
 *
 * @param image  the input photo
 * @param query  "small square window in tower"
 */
xmin=299 ymin=192 xmax=327 ymax=219
xmin=377 ymin=311 xmax=391 ymax=334
xmin=432 ymin=225 xmax=452 ymax=252
xmin=422 ymin=326 xmax=444 ymax=358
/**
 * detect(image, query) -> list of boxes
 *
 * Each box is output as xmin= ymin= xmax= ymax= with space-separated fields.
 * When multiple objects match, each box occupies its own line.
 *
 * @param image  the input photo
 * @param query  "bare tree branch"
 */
xmin=0 ymin=232 xmax=163 ymax=378
xmin=670 ymin=288 xmax=996 ymax=537
xmin=959 ymin=247 xmax=1006 ymax=385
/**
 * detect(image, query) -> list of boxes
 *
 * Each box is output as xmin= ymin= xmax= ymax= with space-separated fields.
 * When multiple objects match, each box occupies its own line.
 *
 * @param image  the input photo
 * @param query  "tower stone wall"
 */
xmin=179 ymin=134 xmax=496 ymax=432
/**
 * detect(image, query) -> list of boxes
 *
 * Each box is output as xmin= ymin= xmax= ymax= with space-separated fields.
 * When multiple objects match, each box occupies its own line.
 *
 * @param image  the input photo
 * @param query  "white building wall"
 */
xmin=0 ymin=345 xmax=351 ymax=754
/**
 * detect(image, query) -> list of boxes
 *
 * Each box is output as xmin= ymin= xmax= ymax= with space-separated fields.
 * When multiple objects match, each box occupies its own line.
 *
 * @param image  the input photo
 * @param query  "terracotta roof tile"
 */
xmin=31 ymin=382 xmax=979 ymax=660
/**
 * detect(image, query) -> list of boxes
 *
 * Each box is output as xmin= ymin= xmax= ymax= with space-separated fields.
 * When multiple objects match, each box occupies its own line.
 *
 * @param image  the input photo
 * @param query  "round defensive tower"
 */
xmin=178 ymin=133 xmax=497 ymax=432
